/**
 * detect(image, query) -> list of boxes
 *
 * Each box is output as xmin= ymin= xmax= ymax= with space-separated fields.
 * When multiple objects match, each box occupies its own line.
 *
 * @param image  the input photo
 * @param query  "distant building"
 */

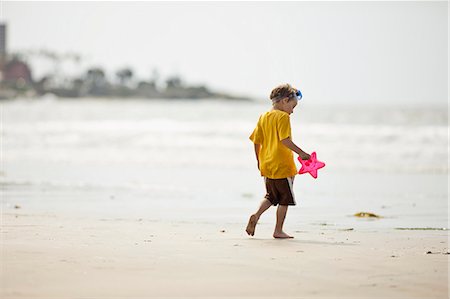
xmin=0 ymin=23 xmax=6 ymax=80
xmin=0 ymin=23 xmax=6 ymax=57
xmin=0 ymin=23 xmax=33 ymax=86
xmin=3 ymin=59 xmax=33 ymax=85
xmin=0 ymin=24 xmax=6 ymax=57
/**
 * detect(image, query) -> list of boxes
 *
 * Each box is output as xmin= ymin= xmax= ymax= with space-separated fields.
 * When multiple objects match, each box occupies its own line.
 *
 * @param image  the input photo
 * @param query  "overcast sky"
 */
xmin=1 ymin=1 xmax=448 ymax=105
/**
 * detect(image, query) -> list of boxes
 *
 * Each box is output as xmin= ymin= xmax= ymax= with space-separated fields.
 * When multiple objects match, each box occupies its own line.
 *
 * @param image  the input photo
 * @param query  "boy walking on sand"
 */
xmin=246 ymin=83 xmax=310 ymax=239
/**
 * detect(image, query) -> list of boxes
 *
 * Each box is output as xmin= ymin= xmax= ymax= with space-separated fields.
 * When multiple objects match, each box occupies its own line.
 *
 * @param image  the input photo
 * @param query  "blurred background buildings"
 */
xmin=0 ymin=22 xmax=245 ymax=100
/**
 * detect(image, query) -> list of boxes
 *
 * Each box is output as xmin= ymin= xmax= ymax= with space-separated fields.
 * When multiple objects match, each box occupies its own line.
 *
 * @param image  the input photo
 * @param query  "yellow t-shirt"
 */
xmin=249 ymin=109 xmax=297 ymax=179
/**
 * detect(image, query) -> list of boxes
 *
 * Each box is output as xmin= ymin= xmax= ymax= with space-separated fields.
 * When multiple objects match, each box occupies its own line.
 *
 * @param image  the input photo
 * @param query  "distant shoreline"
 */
xmin=0 ymin=94 xmax=256 ymax=102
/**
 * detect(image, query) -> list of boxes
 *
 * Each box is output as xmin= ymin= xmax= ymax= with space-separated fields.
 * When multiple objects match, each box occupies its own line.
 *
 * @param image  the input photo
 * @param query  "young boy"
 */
xmin=246 ymin=83 xmax=310 ymax=239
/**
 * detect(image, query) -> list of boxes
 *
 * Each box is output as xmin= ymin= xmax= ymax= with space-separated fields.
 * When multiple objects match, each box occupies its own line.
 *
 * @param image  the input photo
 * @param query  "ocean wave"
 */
xmin=2 ymin=100 xmax=448 ymax=174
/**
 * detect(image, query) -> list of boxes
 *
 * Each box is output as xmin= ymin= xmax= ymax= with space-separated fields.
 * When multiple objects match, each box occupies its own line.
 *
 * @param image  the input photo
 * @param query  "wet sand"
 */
xmin=1 ymin=99 xmax=448 ymax=298
xmin=1 ymin=210 xmax=448 ymax=299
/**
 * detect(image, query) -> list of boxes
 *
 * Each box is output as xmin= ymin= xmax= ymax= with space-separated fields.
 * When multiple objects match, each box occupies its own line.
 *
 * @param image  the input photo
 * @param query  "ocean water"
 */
xmin=1 ymin=98 xmax=448 ymax=230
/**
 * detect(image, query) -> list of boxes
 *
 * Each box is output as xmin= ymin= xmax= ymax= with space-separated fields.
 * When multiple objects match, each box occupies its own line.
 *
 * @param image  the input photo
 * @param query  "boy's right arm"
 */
xmin=254 ymin=143 xmax=261 ymax=170
xmin=281 ymin=138 xmax=310 ymax=160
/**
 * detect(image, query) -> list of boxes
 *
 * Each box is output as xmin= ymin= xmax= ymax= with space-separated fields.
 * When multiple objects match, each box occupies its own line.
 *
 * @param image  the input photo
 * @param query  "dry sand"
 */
xmin=1 ymin=211 xmax=448 ymax=299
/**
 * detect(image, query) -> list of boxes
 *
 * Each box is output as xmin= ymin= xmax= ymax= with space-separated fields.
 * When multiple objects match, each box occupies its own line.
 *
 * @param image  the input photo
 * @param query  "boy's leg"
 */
xmin=254 ymin=198 xmax=272 ymax=221
xmin=273 ymin=205 xmax=294 ymax=239
xmin=246 ymin=198 xmax=272 ymax=236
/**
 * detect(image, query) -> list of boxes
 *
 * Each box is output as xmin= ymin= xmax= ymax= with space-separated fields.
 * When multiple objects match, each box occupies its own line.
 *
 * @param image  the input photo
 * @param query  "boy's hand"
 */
xmin=300 ymin=153 xmax=311 ymax=160
xmin=281 ymin=139 xmax=310 ymax=161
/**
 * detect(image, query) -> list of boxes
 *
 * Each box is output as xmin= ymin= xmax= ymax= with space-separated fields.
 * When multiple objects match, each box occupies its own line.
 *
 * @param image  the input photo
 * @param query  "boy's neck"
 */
xmin=272 ymin=105 xmax=285 ymax=112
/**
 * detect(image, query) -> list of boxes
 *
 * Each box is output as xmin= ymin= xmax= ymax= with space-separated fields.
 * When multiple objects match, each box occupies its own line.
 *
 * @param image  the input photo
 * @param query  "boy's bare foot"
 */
xmin=273 ymin=231 xmax=294 ymax=239
xmin=246 ymin=214 xmax=258 ymax=236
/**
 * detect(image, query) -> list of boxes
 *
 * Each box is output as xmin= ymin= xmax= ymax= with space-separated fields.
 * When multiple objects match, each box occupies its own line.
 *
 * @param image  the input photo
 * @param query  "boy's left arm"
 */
xmin=281 ymin=138 xmax=310 ymax=160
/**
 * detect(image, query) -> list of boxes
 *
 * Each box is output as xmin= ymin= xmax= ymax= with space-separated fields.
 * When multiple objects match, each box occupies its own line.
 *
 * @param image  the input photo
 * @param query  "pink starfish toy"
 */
xmin=297 ymin=152 xmax=325 ymax=179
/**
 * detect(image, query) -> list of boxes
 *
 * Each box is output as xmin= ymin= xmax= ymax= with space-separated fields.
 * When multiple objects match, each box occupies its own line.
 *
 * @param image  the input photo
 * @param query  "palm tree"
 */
xmin=116 ymin=68 xmax=133 ymax=85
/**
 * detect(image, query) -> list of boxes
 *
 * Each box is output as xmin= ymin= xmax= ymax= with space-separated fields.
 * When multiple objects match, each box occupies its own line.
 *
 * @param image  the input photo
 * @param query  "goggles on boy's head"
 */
xmin=271 ymin=88 xmax=303 ymax=102
xmin=289 ymin=89 xmax=302 ymax=101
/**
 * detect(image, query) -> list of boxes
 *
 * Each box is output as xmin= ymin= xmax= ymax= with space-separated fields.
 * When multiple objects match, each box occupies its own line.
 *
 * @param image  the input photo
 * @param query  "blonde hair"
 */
xmin=270 ymin=83 xmax=297 ymax=103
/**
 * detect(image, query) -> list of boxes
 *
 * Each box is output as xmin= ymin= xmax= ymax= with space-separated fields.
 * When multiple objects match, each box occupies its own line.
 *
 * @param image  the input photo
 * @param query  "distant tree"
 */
xmin=116 ymin=68 xmax=133 ymax=85
xmin=85 ymin=67 xmax=108 ymax=95
xmin=72 ymin=78 xmax=85 ymax=95
xmin=165 ymin=75 xmax=182 ymax=89
xmin=86 ymin=68 xmax=106 ymax=85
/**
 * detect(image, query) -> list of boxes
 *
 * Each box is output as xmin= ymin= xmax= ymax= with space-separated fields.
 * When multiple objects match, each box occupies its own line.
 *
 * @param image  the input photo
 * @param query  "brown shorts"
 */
xmin=264 ymin=176 xmax=296 ymax=206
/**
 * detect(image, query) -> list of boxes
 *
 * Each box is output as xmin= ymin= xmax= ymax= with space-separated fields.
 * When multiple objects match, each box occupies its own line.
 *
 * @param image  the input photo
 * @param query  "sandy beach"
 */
xmin=1 ymin=0 xmax=448 ymax=297
xmin=1 ymin=209 xmax=448 ymax=298
xmin=1 ymin=98 xmax=448 ymax=298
